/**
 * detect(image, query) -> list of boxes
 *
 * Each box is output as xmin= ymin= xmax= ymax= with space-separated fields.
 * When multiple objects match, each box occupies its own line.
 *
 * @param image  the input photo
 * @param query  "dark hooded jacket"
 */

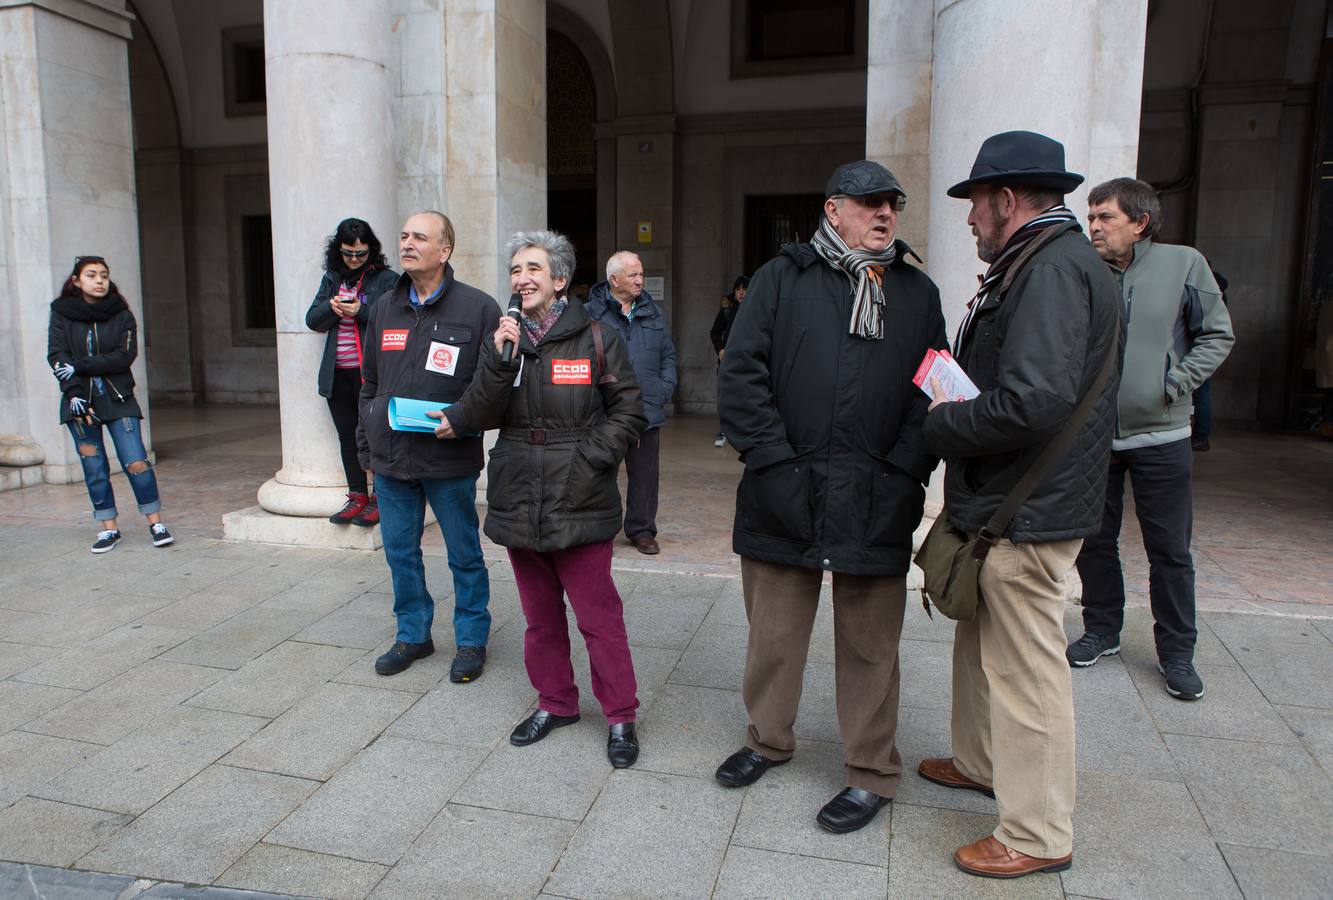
xmin=923 ymin=223 xmax=1123 ymax=542
xmin=305 ymin=263 xmax=399 ymax=398
xmin=443 ymin=298 xmax=647 ymax=552
xmin=585 ymin=283 xmax=677 ymax=429
xmin=718 ymin=239 xmax=948 ymax=576
xmin=47 ymin=294 xmax=142 ymax=424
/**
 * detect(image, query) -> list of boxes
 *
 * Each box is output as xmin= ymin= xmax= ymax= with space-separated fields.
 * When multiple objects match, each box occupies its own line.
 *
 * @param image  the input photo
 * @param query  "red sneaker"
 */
xmin=329 ymin=491 xmax=369 ymax=525
xmin=352 ymin=494 xmax=380 ymax=527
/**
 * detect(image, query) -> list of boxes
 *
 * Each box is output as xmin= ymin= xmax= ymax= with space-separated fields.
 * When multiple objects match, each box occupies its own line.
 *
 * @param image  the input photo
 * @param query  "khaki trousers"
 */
xmin=951 ymin=537 xmax=1082 ymax=859
xmin=740 ymin=556 xmax=907 ymax=798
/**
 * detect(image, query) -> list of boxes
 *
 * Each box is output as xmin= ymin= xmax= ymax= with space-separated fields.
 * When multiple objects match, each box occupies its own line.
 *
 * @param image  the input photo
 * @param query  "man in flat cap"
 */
xmin=921 ymin=131 xmax=1122 ymax=878
xmin=714 ymin=160 xmax=947 ymax=834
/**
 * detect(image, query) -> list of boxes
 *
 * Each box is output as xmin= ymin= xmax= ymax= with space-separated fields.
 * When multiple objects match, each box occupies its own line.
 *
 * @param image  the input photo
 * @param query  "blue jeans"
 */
xmin=375 ymin=472 xmax=491 ymax=647
xmin=68 ymin=416 xmax=161 ymax=522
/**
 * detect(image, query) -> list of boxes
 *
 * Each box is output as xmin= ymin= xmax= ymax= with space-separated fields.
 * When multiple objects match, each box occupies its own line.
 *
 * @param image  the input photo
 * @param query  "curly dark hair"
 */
xmin=60 ymin=255 xmax=127 ymax=303
xmin=323 ymin=218 xmax=388 ymax=273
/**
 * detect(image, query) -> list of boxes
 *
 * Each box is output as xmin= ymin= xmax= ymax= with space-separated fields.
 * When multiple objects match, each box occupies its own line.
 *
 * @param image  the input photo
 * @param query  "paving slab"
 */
xmin=451 ymin=722 xmax=612 ymax=821
xmin=892 ymin=706 xmax=999 ymax=816
xmin=188 ymin=641 xmax=368 ymax=718
xmin=729 ymin=738 xmax=890 ymax=867
xmin=1164 ymin=733 xmax=1333 ymax=855
xmin=632 ymin=683 xmax=748 ymax=778
xmin=897 ymin=638 xmax=955 ymax=712
xmin=667 ymin=622 xmax=747 ymax=690
xmin=24 ymin=660 xmax=224 ymax=745
xmin=1275 ymin=704 xmax=1333 ymax=769
xmin=33 ymin=705 xmax=266 ymax=815
xmin=222 ymin=682 xmax=418 ymax=781
xmin=331 ymin=637 xmax=451 ymax=694
xmin=369 ymin=804 xmax=575 ymax=900
xmin=886 ymin=803 xmax=1063 ymax=899
xmin=141 ymin=577 xmax=286 ymax=631
xmin=292 ymin=605 xmax=393 ymax=650
xmin=0 ymin=680 xmax=83 ymax=733
xmin=159 ymin=605 xmax=329 ymax=671
xmin=628 ymin=572 xmax=729 ymax=602
xmin=0 ymin=797 xmax=131 ymax=867
xmin=619 ymin=590 xmax=714 ymax=650
xmin=1061 ymin=771 xmax=1239 ymax=899
xmin=0 ymin=642 xmax=52 ymax=679
xmin=1113 ymin=606 xmax=1237 ymax=667
xmin=12 ymin=623 xmax=195 ymax=691
xmin=78 ymin=764 xmax=317 ymax=884
xmin=712 ymin=844 xmax=887 ymax=899
xmin=0 ymin=730 xmax=102 ymax=808
xmin=0 ymin=595 xmax=176 ymax=648
xmin=546 ymin=769 xmax=743 ymax=899
xmin=266 ymin=736 xmax=487 ymax=865
xmin=217 ymin=843 xmax=389 ymax=900
xmin=1126 ymin=660 xmax=1299 ymax=744
xmin=1204 ymin=611 xmax=1332 ymax=647
xmin=1218 ymin=844 xmax=1333 ymax=900
xmin=0 ymin=860 xmax=138 ymax=899
xmin=1243 ymin=659 xmax=1333 ymax=710
xmin=385 ymin=662 xmax=539 ymax=749
xmin=1068 ymin=657 xmax=1180 ymax=781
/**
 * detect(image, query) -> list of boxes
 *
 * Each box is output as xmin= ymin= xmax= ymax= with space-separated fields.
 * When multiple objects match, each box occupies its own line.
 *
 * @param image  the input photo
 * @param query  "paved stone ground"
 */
xmin=1 ymin=517 xmax=1331 ymax=899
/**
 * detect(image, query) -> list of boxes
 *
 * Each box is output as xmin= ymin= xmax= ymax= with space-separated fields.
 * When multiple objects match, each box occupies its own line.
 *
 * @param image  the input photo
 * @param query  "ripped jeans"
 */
xmin=68 ymin=416 xmax=161 ymax=521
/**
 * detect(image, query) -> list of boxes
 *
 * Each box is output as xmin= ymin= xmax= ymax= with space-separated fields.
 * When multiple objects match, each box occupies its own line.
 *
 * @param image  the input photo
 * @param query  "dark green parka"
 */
xmin=444 ymin=299 xmax=647 ymax=552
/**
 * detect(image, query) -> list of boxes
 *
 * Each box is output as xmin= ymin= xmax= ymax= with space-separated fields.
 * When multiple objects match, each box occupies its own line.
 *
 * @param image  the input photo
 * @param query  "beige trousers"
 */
xmin=740 ymin=556 xmax=907 ymax=798
xmin=951 ymin=537 xmax=1083 ymax=859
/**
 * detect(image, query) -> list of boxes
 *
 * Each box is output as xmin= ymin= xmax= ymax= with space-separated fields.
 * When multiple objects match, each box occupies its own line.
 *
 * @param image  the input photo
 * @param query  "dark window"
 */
xmin=233 ymin=42 xmax=265 ymax=105
xmin=241 ymin=215 xmax=275 ymax=330
xmin=222 ymin=26 xmax=265 ymax=117
xmin=744 ymin=194 xmax=824 ymax=275
xmin=746 ymin=0 xmax=855 ymax=62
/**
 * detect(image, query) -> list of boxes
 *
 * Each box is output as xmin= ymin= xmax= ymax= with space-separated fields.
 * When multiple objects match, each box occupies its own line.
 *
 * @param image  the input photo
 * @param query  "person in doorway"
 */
xmin=709 ymin=275 xmax=748 ymax=447
xmin=306 ymin=218 xmax=398 ymax=526
xmin=435 ymin=230 xmax=647 ymax=768
xmin=586 ymin=251 xmax=677 ymax=555
xmin=1069 ymin=177 xmax=1234 ymax=701
xmin=715 ymin=160 xmax=947 ymax=835
xmin=357 ymin=211 xmax=495 ymax=683
xmin=48 ymin=256 xmax=174 ymax=553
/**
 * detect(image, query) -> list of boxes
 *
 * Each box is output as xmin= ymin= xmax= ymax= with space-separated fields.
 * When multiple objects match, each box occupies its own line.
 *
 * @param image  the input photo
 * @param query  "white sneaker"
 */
xmin=713 ymin=433 xmax=726 ymax=448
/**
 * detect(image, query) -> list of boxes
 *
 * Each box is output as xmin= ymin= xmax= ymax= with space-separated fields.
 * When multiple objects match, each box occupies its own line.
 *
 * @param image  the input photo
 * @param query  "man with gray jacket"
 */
xmin=1068 ymin=178 xmax=1234 ymax=701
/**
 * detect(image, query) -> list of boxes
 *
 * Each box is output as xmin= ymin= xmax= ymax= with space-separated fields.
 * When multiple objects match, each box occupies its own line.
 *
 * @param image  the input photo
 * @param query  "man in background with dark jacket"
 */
xmin=921 ymin=132 xmax=1121 ymax=879
xmin=586 ymin=252 xmax=677 ymax=555
xmin=1068 ymin=178 xmax=1234 ymax=701
xmin=357 ymin=211 xmax=497 ymax=683
xmin=714 ymin=160 xmax=947 ymax=835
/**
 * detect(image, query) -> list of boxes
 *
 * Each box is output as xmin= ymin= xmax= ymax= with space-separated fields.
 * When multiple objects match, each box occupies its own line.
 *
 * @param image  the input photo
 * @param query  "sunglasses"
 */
xmin=340 ymin=248 xmax=370 ymax=259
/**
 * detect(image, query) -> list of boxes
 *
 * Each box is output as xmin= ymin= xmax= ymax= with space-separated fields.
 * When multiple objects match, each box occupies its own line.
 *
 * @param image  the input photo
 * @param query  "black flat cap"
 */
xmin=947 ymin=131 xmax=1084 ymax=199
xmin=825 ymin=160 xmax=905 ymax=200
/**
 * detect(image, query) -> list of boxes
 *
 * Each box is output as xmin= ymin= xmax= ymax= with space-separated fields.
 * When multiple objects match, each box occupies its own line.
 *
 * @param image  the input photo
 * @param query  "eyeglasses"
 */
xmin=340 ymin=248 xmax=370 ymax=259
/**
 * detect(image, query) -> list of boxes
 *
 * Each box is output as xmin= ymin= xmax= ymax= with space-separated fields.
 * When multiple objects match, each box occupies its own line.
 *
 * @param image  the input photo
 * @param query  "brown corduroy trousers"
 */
xmin=740 ymin=556 xmax=907 ymax=798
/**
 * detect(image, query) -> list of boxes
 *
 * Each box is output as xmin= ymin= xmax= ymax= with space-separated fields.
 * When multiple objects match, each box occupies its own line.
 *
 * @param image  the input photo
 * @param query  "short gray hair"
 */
xmin=606 ymin=250 xmax=640 ymax=281
xmin=505 ymin=230 xmax=576 ymax=284
xmin=1087 ymin=177 xmax=1162 ymax=238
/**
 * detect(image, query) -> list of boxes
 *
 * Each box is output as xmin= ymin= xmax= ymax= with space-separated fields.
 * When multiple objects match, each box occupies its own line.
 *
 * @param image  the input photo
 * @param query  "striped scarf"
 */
xmin=954 ymin=205 xmax=1079 ymax=353
xmin=809 ymin=217 xmax=898 ymax=341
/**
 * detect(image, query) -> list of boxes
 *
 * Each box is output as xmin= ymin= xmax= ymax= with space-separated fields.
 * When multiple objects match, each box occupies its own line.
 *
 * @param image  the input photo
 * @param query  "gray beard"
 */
xmin=977 ymin=235 xmax=1002 ymax=264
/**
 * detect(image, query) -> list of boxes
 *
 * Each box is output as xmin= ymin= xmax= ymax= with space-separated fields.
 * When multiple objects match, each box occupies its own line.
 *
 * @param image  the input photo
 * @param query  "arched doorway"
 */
xmin=546 ymin=30 xmax=599 ymax=291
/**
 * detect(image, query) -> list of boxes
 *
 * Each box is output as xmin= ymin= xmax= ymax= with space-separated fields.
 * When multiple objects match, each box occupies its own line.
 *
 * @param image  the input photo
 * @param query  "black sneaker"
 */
xmin=90 ymin=529 xmax=121 ymax=554
xmin=1158 ymin=659 xmax=1204 ymax=701
xmin=374 ymin=639 xmax=435 ymax=676
xmin=1066 ymin=632 xmax=1121 ymax=668
xmin=450 ymin=646 xmax=486 ymax=683
xmin=150 ymin=522 xmax=174 ymax=547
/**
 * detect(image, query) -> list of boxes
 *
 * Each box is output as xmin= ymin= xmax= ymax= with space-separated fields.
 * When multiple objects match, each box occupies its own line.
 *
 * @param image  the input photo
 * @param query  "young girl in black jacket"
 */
xmin=47 ymin=256 xmax=173 ymax=553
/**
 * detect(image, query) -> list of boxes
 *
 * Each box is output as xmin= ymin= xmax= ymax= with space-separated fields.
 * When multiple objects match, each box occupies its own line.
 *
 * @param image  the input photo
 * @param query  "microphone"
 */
xmin=501 ymin=293 xmax=522 ymax=364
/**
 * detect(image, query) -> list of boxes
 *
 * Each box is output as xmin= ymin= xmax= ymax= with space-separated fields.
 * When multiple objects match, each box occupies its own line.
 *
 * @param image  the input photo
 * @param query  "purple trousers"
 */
xmin=508 ymin=540 xmax=639 ymax=724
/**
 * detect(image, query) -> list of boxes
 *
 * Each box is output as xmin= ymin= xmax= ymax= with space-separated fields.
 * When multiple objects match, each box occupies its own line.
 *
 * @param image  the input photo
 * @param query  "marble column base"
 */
xmin=257 ymin=476 xmax=352 ymax=518
xmin=222 ymin=504 xmax=440 ymax=550
xmin=0 ymin=465 xmax=44 ymax=492
xmin=0 ymin=435 xmax=45 ymax=468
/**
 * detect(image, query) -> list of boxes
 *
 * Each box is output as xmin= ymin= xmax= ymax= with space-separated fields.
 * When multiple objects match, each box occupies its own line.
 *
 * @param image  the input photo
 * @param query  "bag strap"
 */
xmin=589 ymin=319 xmax=617 ymax=385
xmin=973 ymin=313 xmax=1121 ymax=559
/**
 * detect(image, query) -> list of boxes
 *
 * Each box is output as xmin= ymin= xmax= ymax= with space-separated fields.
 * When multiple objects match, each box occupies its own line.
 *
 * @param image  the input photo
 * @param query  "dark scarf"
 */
xmin=50 ymin=293 xmax=129 ymax=322
xmin=953 ymin=205 xmax=1080 ymax=353
xmin=522 ymin=297 xmax=568 ymax=345
xmin=809 ymin=217 xmax=898 ymax=340
xmin=338 ymin=262 xmax=380 ymax=290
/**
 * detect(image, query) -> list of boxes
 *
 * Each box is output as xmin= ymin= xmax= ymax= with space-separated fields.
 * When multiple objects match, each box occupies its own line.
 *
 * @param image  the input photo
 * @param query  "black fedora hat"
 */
xmin=947 ymin=130 xmax=1084 ymax=199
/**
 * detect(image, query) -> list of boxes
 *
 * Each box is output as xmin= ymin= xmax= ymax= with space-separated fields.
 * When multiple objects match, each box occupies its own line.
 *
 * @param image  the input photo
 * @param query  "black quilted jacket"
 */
xmin=923 ymin=226 xmax=1123 ymax=543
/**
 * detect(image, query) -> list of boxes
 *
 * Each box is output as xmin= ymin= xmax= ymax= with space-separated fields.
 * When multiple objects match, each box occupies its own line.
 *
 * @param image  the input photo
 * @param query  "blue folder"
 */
xmin=387 ymin=397 xmax=451 ymax=433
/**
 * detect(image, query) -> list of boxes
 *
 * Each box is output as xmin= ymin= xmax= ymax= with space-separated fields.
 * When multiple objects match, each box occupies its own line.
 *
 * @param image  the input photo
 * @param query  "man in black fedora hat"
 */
xmin=920 ymin=131 xmax=1122 ymax=878
xmin=714 ymin=159 xmax=947 ymax=835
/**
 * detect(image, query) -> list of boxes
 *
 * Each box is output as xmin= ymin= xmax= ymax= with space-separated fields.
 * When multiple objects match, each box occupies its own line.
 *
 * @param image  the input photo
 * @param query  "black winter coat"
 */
xmin=923 ymin=224 xmax=1123 ymax=543
xmin=718 ymin=240 xmax=948 ymax=576
xmin=47 ymin=296 xmax=142 ymax=424
xmin=305 ymin=265 xmax=399 ymax=398
xmin=356 ymin=267 xmax=500 ymax=480
xmin=444 ymin=299 xmax=647 ymax=552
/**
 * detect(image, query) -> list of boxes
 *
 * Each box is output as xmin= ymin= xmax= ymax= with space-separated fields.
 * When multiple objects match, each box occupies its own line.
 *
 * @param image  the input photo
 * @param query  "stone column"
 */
xmin=0 ymin=1 xmax=142 ymax=488
xmin=225 ymin=0 xmax=396 ymax=548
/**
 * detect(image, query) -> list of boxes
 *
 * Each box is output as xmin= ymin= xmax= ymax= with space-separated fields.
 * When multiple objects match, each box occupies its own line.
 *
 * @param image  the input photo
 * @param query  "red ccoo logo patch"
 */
xmin=381 ymin=329 xmax=409 ymax=351
xmin=551 ymin=358 xmax=592 ymax=384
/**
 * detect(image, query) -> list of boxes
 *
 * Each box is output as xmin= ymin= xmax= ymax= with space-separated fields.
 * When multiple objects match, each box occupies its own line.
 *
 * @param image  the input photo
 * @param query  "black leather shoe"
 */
xmin=714 ymin=748 xmax=788 ymax=787
xmin=607 ymin=723 xmax=639 ymax=768
xmin=450 ymin=645 xmax=486 ymax=683
xmin=816 ymin=787 xmax=889 ymax=834
xmin=509 ymin=709 xmax=580 ymax=746
xmin=374 ymin=639 xmax=434 ymax=676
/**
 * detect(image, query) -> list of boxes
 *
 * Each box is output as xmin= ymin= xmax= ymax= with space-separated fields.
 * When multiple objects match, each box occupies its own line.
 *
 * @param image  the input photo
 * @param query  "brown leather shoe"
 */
xmin=954 ymin=835 xmax=1071 ymax=879
xmin=630 ymin=535 xmax=660 ymax=555
xmin=917 ymin=757 xmax=995 ymax=798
